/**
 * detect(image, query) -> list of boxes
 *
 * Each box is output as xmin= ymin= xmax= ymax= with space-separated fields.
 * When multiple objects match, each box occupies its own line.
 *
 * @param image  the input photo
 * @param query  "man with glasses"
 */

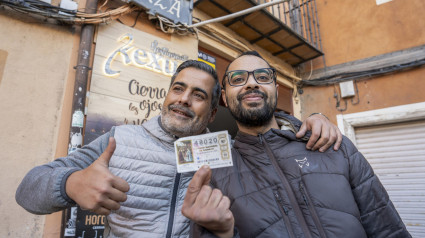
xmin=182 ymin=51 xmax=410 ymax=238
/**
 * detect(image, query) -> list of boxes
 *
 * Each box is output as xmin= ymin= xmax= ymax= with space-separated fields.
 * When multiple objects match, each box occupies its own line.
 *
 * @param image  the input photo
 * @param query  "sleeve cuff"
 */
xmin=60 ymin=168 xmax=81 ymax=204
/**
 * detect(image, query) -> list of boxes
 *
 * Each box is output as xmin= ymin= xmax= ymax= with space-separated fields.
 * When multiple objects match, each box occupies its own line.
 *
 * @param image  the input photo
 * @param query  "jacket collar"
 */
xmin=142 ymin=115 xmax=211 ymax=148
xmin=141 ymin=115 xmax=176 ymax=148
xmin=234 ymin=115 xmax=302 ymax=147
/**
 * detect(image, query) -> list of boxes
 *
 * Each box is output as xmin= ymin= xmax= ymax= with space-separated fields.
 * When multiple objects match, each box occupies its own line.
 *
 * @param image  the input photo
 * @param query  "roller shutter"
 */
xmin=355 ymin=120 xmax=425 ymax=237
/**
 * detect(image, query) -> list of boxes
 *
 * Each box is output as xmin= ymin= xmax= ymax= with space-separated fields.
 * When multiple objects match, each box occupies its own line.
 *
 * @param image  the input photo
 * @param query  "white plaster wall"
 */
xmin=0 ymin=13 xmax=74 ymax=237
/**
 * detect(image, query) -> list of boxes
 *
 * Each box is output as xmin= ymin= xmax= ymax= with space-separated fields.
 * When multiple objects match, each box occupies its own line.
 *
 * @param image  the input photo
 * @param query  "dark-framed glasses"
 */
xmin=225 ymin=68 xmax=276 ymax=87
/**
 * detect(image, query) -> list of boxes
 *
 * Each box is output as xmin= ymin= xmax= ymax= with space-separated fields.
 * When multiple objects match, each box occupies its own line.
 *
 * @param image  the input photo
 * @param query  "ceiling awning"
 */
xmin=194 ymin=0 xmax=323 ymax=65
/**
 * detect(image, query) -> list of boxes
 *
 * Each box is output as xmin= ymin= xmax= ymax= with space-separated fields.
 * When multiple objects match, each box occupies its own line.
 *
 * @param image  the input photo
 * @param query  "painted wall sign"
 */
xmin=103 ymin=35 xmax=189 ymax=77
xmin=128 ymin=0 xmax=193 ymax=25
xmin=86 ymin=21 xmax=197 ymax=140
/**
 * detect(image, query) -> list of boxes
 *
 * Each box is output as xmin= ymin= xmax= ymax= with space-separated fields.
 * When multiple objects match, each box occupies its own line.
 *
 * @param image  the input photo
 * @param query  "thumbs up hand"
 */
xmin=66 ymin=137 xmax=130 ymax=215
xmin=182 ymin=165 xmax=234 ymax=238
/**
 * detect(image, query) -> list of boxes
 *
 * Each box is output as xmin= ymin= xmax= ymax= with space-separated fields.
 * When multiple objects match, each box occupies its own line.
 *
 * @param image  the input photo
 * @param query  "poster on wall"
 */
xmin=63 ymin=21 xmax=198 ymax=237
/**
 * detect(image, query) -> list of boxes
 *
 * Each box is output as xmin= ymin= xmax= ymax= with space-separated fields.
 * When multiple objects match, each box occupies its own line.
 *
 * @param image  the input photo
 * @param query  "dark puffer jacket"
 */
xmin=193 ymin=115 xmax=411 ymax=238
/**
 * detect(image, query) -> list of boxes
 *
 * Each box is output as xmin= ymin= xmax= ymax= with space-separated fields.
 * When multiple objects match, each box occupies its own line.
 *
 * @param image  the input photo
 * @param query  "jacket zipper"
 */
xmin=273 ymin=190 xmax=296 ymax=238
xmin=259 ymin=134 xmax=313 ymax=238
xmin=166 ymin=172 xmax=181 ymax=238
xmin=300 ymin=182 xmax=327 ymax=238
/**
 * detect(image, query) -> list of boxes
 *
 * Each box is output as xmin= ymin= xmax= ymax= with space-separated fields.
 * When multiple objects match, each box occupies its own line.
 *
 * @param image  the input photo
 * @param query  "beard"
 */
xmin=226 ymin=89 xmax=277 ymax=127
xmin=161 ymin=104 xmax=210 ymax=138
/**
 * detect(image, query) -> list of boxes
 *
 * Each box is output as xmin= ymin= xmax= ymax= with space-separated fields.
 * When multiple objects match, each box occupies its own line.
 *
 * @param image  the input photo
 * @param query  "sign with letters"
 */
xmin=84 ymin=21 xmax=197 ymax=144
xmin=127 ymin=0 xmax=193 ymax=25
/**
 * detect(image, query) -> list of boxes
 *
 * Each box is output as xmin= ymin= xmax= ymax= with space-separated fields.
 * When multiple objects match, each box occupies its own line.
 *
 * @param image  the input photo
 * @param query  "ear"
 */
xmin=221 ymin=89 xmax=228 ymax=107
xmin=208 ymin=108 xmax=218 ymax=123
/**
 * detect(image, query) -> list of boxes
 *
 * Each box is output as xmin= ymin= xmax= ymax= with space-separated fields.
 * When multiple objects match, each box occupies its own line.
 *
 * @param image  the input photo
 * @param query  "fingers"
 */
xmin=108 ymin=186 xmax=128 ymax=203
xmin=216 ymin=195 xmax=231 ymax=213
xmin=99 ymin=197 xmax=121 ymax=211
xmin=296 ymin=122 xmax=307 ymax=138
xmin=207 ymin=189 xmax=224 ymax=208
xmin=319 ymin=126 xmax=335 ymax=152
xmin=184 ymin=166 xmax=212 ymax=207
xmin=195 ymin=185 xmax=213 ymax=207
xmin=98 ymin=137 xmax=116 ymax=165
xmin=91 ymin=198 xmax=120 ymax=215
xmin=311 ymin=125 xmax=329 ymax=151
xmin=92 ymin=207 xmax=112 ymax=216
xmin=80 ymin=192 xmax=122 ymax=213
xmin=112 ymin=176 xmax=130 ymax=193
xmin=303 ymin=114 xmax=342 ymax=152
xmin=333 ymin=126 xmax=343 ymax=151
xmin=306 ymin=125 xmax=320 ymax=150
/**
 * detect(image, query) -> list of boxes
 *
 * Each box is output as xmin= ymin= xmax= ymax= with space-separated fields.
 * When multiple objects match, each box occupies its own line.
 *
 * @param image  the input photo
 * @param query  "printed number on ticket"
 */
xmin=174 ymin=131 xmax=233 ymax=173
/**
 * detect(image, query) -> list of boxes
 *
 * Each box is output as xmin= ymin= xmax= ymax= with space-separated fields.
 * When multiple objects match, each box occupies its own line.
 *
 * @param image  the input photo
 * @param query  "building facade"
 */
xmin=298 ymin=0 xmax=425 ymax=236
xmin=2 ymin=0 xmax=423 ymax=237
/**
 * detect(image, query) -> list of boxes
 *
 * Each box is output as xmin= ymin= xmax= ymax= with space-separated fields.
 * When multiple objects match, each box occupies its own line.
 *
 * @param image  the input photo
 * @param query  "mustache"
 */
xmin=168 ymin=104 xmax=195 ymax=118
xmin=237 ymin=89 xmax=267 ymax=101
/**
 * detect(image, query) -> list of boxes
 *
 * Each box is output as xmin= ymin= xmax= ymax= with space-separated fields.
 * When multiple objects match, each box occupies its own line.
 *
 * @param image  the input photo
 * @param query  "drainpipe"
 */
xmin=67 ymin=0 xmax=98 ymax=155
xmin=62 ymin=0 xmax=99 ymax=236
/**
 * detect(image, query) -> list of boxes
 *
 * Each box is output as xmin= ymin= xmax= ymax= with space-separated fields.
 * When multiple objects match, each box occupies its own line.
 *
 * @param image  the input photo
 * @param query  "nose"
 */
xmin=244 ymin=72 xmax=259 ymax=89
xmin=178 ymin=90 xmax=192 ymax=106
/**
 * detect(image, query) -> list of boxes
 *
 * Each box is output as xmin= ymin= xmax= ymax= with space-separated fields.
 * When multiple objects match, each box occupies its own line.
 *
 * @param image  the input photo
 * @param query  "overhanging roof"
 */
xmin=194 ymin=0 xmax=323 ymax=65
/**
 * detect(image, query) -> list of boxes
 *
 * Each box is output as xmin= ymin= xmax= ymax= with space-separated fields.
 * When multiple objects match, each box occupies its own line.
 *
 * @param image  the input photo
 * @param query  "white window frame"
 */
xmin=336 ymin=102 xmax=425 ymax=145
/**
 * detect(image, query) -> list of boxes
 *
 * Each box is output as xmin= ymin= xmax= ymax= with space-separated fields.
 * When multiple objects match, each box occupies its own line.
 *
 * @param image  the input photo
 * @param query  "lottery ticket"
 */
xmin=174 ymin=131 xmax=233 ymax=173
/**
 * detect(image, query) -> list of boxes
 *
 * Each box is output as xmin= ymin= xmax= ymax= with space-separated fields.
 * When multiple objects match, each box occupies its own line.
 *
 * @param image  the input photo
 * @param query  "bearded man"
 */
xmin=182 ymin=52 xmax=411 ymax=238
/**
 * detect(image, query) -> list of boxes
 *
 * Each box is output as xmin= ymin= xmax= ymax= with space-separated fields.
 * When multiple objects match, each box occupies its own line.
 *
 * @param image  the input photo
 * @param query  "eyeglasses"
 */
xmin=224 ymin=68 xmax=276 ymax=87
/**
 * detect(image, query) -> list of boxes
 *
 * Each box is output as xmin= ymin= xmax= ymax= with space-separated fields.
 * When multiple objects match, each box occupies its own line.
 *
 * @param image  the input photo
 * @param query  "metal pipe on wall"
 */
xmin=67 ymin=0 xmax=98 ymax=156
xmin=62 ymin=0 xmax=98 ymax=236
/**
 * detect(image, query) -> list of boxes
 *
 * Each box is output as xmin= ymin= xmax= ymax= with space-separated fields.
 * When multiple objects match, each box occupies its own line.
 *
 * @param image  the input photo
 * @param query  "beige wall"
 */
xmin=0 ymin=13 xmax=77 ymax=237
xmin=300 ymin=0 xmax=425 ymax=122
xmin=313 ymin=0 xmax=425 ymax=68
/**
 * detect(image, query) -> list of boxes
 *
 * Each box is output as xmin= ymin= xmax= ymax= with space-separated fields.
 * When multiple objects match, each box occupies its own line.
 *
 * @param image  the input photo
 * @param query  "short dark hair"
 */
xmin=222 ymin=51 xmax=273 ymax=89
xmin=170 ymin=60 xmax=221 ymax=109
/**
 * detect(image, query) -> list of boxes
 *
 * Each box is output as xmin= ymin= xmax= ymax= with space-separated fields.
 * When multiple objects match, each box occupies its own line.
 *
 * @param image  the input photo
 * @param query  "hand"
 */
xmin=182 ymin=166 xmax=234 ymax=238
xmin=296 ymin=114 xmax=342 ymax=152
xmin=65 ymin=137 xmax=130 ymax=215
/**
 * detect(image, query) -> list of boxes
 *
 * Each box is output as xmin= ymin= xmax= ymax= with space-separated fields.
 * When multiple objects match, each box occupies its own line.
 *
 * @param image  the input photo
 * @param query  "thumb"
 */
xmin=296 ymin=122 xmax=307 ymax=138
xmin=184 ymin=165 xmax=211 ymax=205
xmin=98 ymin=137 xmax=116 ymax=166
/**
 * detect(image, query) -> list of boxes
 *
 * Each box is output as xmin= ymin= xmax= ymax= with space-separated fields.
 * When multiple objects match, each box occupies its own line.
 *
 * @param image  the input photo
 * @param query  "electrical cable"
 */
xmin=298 ymin=57 xmax=425 ymax=87
xmin=0 ymin=0 xmax=290 ymax=36
xmin=0 ymin=0 xmax=137 ymax=24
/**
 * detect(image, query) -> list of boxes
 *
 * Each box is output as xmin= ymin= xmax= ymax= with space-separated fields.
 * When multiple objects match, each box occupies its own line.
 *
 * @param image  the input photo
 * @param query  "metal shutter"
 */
xmin=355 ymin=120 xmax=425 ymax=237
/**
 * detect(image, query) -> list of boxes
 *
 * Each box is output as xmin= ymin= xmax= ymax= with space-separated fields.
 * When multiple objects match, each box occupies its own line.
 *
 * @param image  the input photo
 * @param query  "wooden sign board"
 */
xmin=85 ymin=21 xmax=198 ymax=144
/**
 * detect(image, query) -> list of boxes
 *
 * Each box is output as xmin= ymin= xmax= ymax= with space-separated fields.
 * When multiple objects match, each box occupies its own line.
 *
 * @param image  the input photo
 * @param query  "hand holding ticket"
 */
xmin=174 ymin=131 xmax=233 ymax=173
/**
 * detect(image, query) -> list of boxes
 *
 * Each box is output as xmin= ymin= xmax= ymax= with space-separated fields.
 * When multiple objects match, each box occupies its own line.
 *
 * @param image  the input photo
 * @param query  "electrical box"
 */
xmin=339 ymin=81 xmax=356 ymax=98
xmin=60 ymin=0 xmax=78 ymax=15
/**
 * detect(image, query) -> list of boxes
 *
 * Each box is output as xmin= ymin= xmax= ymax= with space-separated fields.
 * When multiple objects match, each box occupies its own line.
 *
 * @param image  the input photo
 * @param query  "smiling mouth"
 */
xmin=242 ymin=93 xmax=264 ymax=101
xmin=172 ymin=109 xmax=191 ymax=117
xmin=169 ymin=105 xmax=195 ymax=119
xmin=237 ymin=89 xmax=267 ymax=102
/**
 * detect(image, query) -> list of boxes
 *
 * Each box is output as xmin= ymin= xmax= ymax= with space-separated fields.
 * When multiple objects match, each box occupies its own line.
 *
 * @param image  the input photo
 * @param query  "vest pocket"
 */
xmin=300 ymin=182 xmax=327 ymax=238
xmin=273 ymin=189 xmax=296 ymax=238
